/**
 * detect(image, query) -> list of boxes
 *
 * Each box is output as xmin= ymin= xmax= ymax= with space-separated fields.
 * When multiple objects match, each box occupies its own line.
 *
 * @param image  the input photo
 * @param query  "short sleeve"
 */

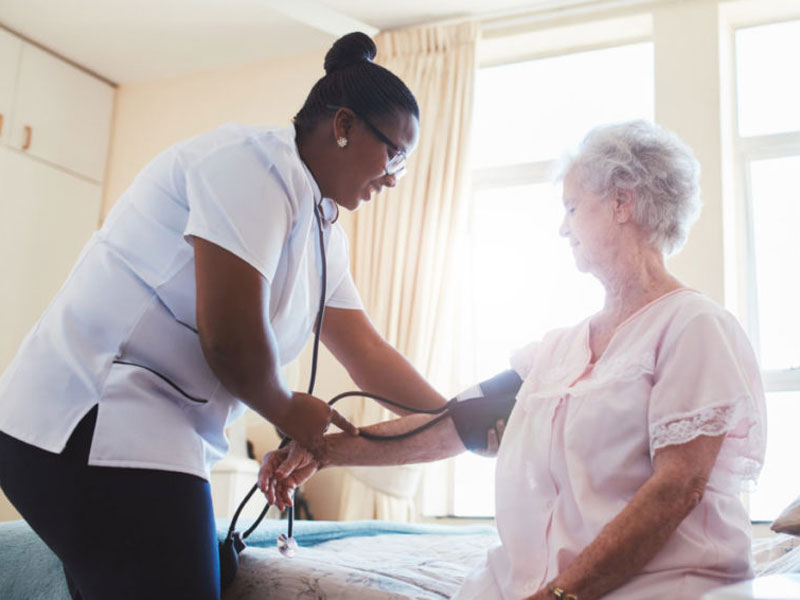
xmin=648 ymin=311 xmax=766 ymax=482
xmin=323 ymin=224 xmax=362 ymax=310
xmin=183 ymin=143 xmax=293 ymax=283
xmin=326 ymin=269 xmax=363 ymax=310
xmin=510 ymin=341 xmax=540 ymax=379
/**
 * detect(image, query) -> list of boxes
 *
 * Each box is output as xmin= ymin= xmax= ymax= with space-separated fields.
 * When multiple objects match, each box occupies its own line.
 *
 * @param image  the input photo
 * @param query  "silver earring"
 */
xmin=336 ymin=137 xmax=348 ymax=148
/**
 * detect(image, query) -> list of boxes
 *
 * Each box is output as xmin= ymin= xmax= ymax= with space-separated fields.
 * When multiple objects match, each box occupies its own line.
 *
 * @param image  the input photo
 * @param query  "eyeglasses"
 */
xmin=326 ymin=105 xmax=407 ymax=177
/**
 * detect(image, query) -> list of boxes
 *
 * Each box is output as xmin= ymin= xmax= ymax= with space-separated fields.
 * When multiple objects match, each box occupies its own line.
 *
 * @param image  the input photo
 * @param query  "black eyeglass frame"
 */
xmin=326 ymin=104 xmax=407 ymax=176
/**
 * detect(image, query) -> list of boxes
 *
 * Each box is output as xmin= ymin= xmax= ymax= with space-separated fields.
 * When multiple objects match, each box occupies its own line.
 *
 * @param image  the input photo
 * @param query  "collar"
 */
xmin=290 ymin=123 xmax=339 ymax=226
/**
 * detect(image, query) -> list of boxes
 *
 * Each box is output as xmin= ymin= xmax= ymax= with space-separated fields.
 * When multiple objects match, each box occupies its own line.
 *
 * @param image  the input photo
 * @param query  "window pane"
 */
xmin=466 ymin=182 xmax=604 ymax=378
xmin=748 ymin=391 xmax=800 ymax=521
xmin=472 ymin=43 xmax=653 ymax=168
xmin=736 ymin=20 xmax=800 ymax=137
xmin=749 ymin=156 xmax=800 ymax=370
xmin=452 ymin=183 xmax=603 ymax=516
xmin=453 ymin=453 xmax=497 ymax=516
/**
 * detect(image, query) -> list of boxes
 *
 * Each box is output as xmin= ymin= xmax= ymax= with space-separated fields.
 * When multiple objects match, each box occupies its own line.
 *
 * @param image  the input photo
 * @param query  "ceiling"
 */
xmin=0 ymin=0 xmax=614 ymax=84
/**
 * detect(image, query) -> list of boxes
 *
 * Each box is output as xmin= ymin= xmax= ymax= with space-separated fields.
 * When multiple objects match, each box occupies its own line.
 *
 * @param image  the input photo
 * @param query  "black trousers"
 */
xmin=0 ymin=406 xmax=221 ymax=600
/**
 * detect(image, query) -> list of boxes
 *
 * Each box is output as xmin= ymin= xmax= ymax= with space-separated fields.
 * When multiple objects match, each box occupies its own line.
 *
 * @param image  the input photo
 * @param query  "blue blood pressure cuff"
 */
xmin=448 ymin=369 xmax=523 ymax=452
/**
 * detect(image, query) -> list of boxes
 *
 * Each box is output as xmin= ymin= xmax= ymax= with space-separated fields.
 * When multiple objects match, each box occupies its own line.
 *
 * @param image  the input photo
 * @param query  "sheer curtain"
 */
xmin=338 ymin=22 xmax=479 ymax=521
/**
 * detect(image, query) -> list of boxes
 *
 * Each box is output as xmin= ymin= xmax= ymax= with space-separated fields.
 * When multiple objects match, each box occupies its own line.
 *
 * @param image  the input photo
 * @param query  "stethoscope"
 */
xmin=218 ymin=196 xmax=455 ymax=589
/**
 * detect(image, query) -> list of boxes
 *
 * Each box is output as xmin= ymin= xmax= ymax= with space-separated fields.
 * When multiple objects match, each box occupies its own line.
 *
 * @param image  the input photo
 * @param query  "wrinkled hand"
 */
xmin=258 ymin=442 xmax=322 ymax=510
xmin=473 ymin=419 xmax=506 ymax=457
xmin=273 ymin=392 xmax=358 ymax=451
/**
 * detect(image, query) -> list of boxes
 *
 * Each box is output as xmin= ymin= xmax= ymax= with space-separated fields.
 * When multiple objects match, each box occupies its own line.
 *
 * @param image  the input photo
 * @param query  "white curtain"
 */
xmin=338 ymin=22 xmax=479 ymax=521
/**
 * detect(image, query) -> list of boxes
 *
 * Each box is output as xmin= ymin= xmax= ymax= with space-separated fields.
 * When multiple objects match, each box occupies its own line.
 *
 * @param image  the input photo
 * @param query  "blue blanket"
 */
xmin=0 ymin=518 xmax=494 ymax=599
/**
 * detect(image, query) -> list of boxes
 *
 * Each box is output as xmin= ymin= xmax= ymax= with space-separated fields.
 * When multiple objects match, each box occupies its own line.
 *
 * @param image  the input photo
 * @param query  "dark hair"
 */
xmin=294 ymin=32 xmax=419 ymax=135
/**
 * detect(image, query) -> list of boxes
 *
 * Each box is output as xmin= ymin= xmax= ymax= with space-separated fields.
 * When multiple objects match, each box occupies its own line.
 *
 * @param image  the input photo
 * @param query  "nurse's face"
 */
xmin=333 ymin=109 xmax=419 ymax=211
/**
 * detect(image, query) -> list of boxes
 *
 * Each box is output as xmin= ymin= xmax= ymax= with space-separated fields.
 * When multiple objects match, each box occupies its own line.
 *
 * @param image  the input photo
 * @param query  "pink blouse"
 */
xmin=454 ymin=289 xmax=766 ymax=600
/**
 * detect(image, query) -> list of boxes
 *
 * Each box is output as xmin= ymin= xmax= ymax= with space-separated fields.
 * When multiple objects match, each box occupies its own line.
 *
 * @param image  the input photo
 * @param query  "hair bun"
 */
xmin=324 ymin=32 xmax=377 ymax=74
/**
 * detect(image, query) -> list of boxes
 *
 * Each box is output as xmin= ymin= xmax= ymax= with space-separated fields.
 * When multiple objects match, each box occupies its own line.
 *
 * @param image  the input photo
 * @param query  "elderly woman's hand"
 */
xmin=258 ymin=442 xmax=323 ymax=510
xmin=473 ymin=419 xmax=506 ymax=457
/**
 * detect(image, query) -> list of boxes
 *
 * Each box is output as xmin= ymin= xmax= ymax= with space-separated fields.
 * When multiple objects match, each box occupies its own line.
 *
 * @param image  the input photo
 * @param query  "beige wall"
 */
xmin=102 ymin=51 xmax=324 ymax=219
xmin=4 ymin=0 xmax=792 ymax=524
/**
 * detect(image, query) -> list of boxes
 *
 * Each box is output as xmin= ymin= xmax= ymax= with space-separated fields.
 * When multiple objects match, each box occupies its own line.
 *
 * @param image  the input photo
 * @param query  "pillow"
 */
xmin=771 ymin=495 xmax=800 ymax=535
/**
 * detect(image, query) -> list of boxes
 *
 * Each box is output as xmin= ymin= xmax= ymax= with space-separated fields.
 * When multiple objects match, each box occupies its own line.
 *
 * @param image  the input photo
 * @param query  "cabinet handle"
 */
xmin=0 ymin=113 xmax=4 ymax=136
xmin=22 ymin=125 xmax=32 ymax=151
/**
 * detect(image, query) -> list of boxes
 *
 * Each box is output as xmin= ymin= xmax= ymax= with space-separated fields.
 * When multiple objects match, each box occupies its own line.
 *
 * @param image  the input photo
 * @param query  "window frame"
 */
xmin=728 ymin=16 xmax=800 ymax=521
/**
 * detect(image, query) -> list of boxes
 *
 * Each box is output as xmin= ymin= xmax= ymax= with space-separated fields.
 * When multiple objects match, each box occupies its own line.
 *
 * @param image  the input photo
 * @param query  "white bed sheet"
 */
xmin=221 ymin=530 xmax=800 ymax=600
xmin=222 ymin=531 xmax=499 ymax=600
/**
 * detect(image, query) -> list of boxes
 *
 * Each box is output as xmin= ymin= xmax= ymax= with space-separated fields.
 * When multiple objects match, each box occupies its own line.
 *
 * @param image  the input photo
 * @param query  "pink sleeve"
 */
xmin=510 ymin=341 xmax=540 ymax=379
xmin=648 ymin=311 xmax=767 ymax=482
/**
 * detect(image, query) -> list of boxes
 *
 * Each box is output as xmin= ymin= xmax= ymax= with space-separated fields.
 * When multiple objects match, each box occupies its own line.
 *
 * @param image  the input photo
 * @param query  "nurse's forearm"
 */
xmin=321 ymin=308 xmax=447 ymax=414
xmin=321 ymin=413 xmax=465 ymax=467
xmin=350 ymin=341 xmax=448 ymax=414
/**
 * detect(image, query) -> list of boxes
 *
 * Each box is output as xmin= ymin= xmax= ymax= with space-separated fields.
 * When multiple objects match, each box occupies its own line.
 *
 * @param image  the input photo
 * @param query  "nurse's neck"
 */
xmin=295 ymin=125 xmax=339 ymax=200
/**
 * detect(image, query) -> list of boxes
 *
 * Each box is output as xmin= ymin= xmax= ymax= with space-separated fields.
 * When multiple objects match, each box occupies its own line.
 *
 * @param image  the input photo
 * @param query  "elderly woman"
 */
xmin=260 ymin=120 xmax=767 ymax=600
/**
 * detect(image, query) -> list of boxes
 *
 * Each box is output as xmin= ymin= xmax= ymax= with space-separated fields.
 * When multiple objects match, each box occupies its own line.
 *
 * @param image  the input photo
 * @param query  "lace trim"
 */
xmin=650 ymin=397 xmax=764 ymax=481
xmin=650 ymin=403 xmax=740 ymax=448
xmin=592 ymin=350 xmax=655 ymax=384
xmin=534 ymin=351 xmax=656 ymax=390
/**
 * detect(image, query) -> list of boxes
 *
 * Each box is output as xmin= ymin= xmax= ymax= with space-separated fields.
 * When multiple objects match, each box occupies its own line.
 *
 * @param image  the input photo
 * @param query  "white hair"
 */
xmin=556 ymin=120 xmax=701 ymax=255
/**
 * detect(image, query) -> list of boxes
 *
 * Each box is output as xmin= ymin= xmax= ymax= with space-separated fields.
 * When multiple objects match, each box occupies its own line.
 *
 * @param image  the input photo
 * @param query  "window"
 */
xmin=451 ymin=41 xmax=654 ymax=517
xmin=734 ymin=18 xmax=800 ymax=521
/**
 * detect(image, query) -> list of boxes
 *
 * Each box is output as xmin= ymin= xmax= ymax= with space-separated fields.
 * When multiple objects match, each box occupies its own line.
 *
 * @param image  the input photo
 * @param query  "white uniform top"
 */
xmin=0 ymin=124 xmax=362 ymax=480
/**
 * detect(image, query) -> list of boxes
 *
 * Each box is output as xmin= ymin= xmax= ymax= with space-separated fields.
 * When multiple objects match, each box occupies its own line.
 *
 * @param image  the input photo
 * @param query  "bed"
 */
xmin=0 ymin=518 xmax=498 ymax=600
xmin=2 ymin=516 xmax=800 ymax=599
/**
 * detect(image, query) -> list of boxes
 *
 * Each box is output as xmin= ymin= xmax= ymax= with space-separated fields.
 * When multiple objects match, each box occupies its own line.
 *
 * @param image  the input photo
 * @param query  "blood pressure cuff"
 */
xmin=448 ymin=369 xmax=523 ymax=452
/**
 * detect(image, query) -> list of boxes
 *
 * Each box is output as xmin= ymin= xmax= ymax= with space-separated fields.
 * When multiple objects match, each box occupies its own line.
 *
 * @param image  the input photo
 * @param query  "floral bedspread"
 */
xmin=222 ymin=531 xmax=500 ymax=600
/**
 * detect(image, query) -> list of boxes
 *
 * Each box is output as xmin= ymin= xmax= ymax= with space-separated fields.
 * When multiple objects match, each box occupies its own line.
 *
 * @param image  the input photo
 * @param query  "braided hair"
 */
xmin=294 ymin=32 xmax=419 ymax=136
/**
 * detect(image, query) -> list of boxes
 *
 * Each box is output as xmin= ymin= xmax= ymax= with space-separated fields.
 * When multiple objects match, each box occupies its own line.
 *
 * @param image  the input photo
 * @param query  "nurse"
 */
xmin=0 ymin=32 xmax=446 ymax=600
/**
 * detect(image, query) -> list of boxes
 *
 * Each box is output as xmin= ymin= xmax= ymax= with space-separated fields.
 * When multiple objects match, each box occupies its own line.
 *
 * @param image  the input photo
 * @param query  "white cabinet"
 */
xmin=7 ymin=43 xmax=114 ymax=181
xmin=0 ymin=29 xmax=114 ymax=372
xmin=0 ymin=29 xmax=22 ymax=146
xmin=0 ymin=146 xmax=103 ymax=368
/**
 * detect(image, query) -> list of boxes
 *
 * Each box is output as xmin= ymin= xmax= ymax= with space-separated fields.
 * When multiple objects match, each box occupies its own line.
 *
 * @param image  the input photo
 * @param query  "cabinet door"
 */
xmin=0 ymin=147 xmax=102 ymax=370
xmin=0 ymin=29 xmax=22 ymax=145
xmin=9 ymin=43 xmax=114 ymax=182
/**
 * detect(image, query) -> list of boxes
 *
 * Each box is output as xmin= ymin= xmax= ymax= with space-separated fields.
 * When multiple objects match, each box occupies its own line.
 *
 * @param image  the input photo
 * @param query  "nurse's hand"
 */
xmin=273 ymin=392 xmax=358 ymax=451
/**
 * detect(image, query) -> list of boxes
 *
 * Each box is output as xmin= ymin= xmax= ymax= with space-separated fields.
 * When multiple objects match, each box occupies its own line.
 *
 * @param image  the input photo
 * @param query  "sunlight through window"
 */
xmin=453 ymin=41 xmax=653 ymax=517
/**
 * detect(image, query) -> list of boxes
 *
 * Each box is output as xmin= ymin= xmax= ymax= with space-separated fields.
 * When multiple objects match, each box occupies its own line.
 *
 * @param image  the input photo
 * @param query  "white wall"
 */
xmin=103 ymin=52 xmax=323 ymax=218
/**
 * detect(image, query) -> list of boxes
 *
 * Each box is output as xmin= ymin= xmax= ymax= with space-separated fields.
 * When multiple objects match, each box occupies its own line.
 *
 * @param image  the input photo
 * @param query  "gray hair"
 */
xmin=556 ymin=120 xmax=701 ymax=255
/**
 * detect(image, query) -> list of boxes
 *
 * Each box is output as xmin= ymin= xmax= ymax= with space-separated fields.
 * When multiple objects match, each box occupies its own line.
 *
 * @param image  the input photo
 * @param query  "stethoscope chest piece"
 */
xmin=277 ymin=533 xmax=299 ymax=557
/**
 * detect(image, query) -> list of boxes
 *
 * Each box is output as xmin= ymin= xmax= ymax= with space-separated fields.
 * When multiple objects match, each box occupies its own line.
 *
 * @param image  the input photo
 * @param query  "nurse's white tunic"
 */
xmin=0 ymin=124 xmax=362 ymax=480
xmin=454 ymin=289 xmax=766 ymax=600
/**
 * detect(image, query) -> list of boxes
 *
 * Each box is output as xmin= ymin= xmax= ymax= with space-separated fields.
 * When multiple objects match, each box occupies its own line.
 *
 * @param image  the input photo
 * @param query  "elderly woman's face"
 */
xmin=559 ymin=171 xmax=618 ymax=273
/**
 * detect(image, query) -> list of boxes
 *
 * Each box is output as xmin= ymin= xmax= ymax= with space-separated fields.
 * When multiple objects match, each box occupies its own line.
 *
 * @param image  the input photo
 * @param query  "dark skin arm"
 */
xmin=320 ymin=307 xmax=448 ymax=414
xmin=193 ymin=238 xmax=356 ymax=450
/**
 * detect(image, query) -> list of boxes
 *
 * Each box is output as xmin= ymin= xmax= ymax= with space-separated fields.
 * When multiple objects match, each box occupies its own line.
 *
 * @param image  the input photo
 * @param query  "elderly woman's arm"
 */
xmin=259 ymin=413 xmax=467 ymax=508
xmin=529 ymin=433 xmax=725 ymax=600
